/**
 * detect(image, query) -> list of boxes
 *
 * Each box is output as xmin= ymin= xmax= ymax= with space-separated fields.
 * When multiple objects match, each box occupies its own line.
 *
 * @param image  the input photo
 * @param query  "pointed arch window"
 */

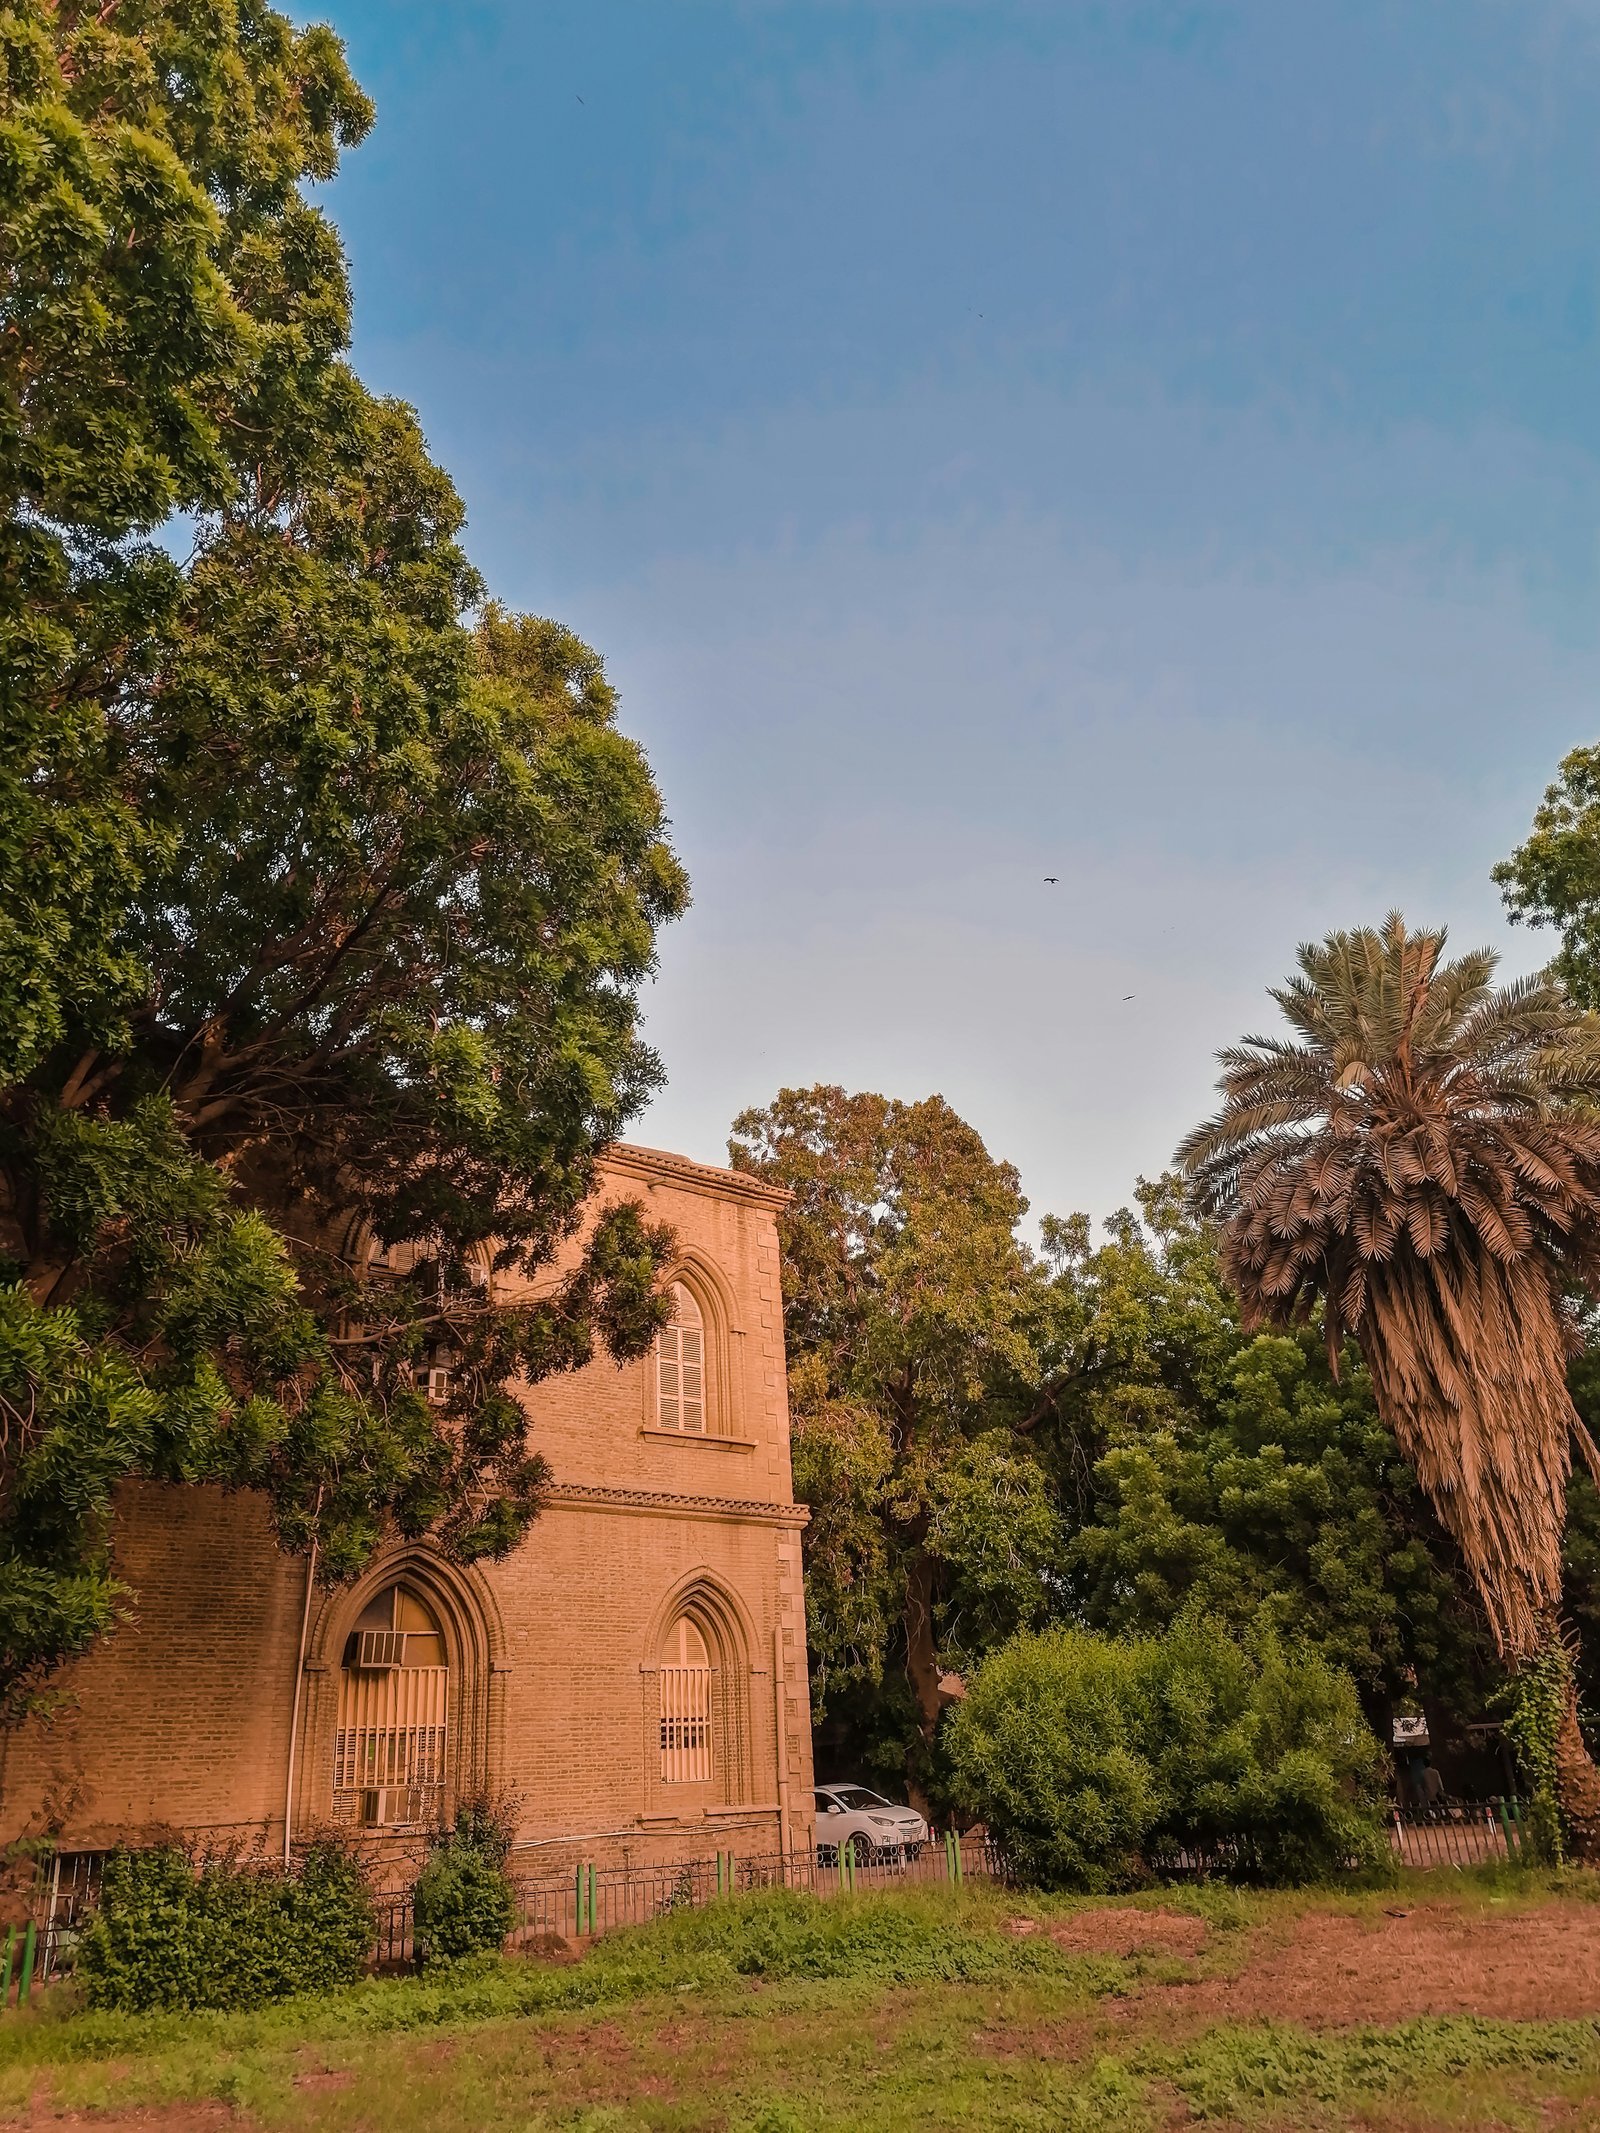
xmin=656 ymin=1284 xmax=706 ymax=1435
xmin=333 ymin=1585 xmax=449 ymax=1828
xmin=659 ymin=1615 xmax=714 ymax=1783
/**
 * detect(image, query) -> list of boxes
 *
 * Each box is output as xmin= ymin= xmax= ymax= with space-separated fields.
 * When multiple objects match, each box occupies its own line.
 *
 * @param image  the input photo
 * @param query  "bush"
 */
xmin=412 ymin=1795 xmax=518 ymax=1969
xmin=1141 ymin=1616 xmax=1389 ymax=1883
xmin=946 ymin=1615 xmax=1386 ymax=1890
xmin=938 ymin=1629 xmax=1160 ymax=1891
xmin=77 ymin=1838 xmax=375 ymax=2012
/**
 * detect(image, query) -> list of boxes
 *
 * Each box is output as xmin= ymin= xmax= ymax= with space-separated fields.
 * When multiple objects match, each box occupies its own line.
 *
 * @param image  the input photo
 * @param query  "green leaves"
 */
xmin=79 ymin=1839 xmax=376 ymax=2012
xmin=731 ymin=1086 xmax=1052 ymax=1762
xmin=0 ymin=0 xmax=374 ymax=1077
xmin=0 ymin=4 xmax=686 ymax=1713
xmin=1054 ymin=1207 xmax=1492 ymax=1708
xmin=947 ymin=1617 xmax=1387 ymax=1891
xmin=1496 ymin=745 xmax=1600 ymax=1011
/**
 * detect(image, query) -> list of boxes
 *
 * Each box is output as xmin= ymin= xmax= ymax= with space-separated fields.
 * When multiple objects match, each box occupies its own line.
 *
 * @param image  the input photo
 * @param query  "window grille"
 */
xmin=334 ymin=1585 xmax=448 ymax=1828
xmin=656 ymin=1284 xmax=705 ymax=1434
xmin=659 ymin=1618 xmax=713 ymax=1783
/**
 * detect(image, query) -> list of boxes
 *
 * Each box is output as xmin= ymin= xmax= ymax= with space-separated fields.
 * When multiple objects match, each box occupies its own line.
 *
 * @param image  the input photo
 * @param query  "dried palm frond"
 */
xmin=1178 ymin=913 xmax=1600 ymax=1660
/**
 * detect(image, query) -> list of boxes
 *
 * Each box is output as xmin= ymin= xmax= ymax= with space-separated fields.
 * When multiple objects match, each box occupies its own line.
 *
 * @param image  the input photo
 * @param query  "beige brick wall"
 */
xmin=0 ymin=1146 xmax=816 ymax=1872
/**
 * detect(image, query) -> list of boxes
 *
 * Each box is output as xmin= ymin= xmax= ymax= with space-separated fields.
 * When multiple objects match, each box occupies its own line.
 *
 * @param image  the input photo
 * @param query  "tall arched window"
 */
xmin=333 ymin=1585 xmax=449 ymax=1828
xmin=656 ymin=1284 xmax=706 ymax=1434
xmin=659 ymin=1616 xmax=714 ymax=1783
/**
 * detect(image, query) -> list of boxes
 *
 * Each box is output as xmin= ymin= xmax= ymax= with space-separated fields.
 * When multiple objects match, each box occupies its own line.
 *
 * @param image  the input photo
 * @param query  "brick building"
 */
xmin=0 ymin=1145 xmax=816 ymax=1879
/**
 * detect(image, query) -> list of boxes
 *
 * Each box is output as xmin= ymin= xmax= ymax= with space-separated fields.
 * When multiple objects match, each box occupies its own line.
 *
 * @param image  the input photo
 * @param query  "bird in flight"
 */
xmin=1043 ymin=876 xmax=1058 ymax=884
xmin=1122 ymin=994 xmax=1135 ymax=1001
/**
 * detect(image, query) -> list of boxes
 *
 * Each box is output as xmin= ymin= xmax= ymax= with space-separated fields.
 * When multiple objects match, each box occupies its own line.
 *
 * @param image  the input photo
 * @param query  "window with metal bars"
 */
xmin=334 ymin=1585 xmax=448 ymax=1828
xmin=655 ymin=1283 xmax=706 ymax=1433
xmin=659 ymin=1616 xmax=713 ymax=1783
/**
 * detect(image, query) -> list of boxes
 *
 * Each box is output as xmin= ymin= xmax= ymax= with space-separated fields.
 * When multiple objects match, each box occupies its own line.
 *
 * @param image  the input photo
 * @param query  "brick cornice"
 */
xmin=599 ymin=1141 xmax=791 ymax=1212
xmin=545 ymin=1480 xmax=809 ymax=1529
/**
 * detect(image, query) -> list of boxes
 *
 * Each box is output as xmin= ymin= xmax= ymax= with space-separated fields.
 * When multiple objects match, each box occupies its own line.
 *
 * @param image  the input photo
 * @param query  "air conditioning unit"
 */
xmin=357 ymin=1629 xmax=406 ymax=1670
xmin=358 ymin=1785 xmax=428 ymax=1829
xmin=424 ymin=1367 xmax=451 ymax=1404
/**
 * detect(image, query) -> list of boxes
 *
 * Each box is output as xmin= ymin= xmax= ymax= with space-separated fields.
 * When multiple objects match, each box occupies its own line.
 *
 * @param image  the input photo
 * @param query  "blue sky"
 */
xmin=321 ymin=0 xmax=1600 ymax=1226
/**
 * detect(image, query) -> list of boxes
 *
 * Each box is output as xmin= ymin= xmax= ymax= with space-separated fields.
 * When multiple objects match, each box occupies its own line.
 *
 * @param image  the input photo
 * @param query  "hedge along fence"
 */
xmin=74 ymin=1842 xmax=377 ymax=2013
xmin=372 ymin=1834 xmax=1002 ymax=1967
xmin=13 ymin=1806 xmax=1528 ymax=2006
xmin=945 ymin=1620 xmax=1404 ymax=1893
xmin=16 ymin=1833 xmax=1000 ymax=1993
xmin=7 ymin=1841 xmax=378 ymax=2011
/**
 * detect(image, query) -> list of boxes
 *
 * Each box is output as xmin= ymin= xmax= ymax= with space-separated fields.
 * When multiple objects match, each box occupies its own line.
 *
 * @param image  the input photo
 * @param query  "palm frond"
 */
xmin=1178 ymin=912 xmax=1600 ymax=1660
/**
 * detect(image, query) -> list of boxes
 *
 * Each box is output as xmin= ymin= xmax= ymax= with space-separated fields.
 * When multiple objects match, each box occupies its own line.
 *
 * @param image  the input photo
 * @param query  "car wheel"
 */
xmin=840 ymin=1832 xmax=872 ymax=1869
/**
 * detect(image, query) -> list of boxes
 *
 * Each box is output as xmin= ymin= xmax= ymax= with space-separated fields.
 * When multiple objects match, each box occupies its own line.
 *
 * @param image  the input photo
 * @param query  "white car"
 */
xmin=814 ymin=1784 xmax=929 ymax=1865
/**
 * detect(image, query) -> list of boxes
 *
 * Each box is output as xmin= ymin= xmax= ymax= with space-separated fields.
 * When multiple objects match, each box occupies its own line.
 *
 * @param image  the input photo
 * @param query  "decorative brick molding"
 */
xmin=545 ymin=1481 xmax=810 ymax=1529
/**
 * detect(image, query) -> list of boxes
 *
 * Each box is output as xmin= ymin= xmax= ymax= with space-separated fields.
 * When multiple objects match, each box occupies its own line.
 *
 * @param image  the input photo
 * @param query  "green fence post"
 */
xmin=1497 ymin=1800 xmax=1514 ymax=1858
xmin=587 ymin=1863 xmax=596 ymax=1933
xmin=953 ymin=1833 xmax=964 ymax=1885
xmin=18 ymin=1924 xmax=36 ymax=2009
xmin=0 ymin=1926 xmax=14 ymax=2009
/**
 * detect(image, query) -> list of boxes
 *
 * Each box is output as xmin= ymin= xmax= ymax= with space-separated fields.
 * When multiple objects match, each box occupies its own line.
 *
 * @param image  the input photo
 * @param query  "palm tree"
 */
xmin=1177 ymin=915 xmax=1600 ymax=1850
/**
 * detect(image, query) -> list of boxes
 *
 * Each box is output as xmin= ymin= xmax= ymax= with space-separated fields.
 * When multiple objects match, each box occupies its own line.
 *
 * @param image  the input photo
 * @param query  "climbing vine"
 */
xmin=1503 ymin=1641 xmax=1572 ymax=1866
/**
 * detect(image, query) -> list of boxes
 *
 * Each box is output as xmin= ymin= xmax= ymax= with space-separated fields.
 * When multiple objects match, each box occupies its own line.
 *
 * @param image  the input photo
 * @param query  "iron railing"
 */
xmin=372 ymin=1831 xmax=1001 ymax=1967
xmin=10 ymin=1798 xmax=1533 ymax=1997
xmin=1389 ymin=1796 xmax=1527 ymax=1868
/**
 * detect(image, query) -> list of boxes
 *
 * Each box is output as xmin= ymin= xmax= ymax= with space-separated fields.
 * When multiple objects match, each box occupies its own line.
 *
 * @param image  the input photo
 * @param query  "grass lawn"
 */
xmin=4 ymin=1872 xmax=1600 ymax=2129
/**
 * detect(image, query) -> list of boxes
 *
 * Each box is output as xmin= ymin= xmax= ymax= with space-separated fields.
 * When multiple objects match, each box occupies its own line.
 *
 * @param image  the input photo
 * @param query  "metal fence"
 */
xmin=372 ymin=1831 xmax=1002 ymax=1968
xmin=12 ymin=1799 xmax=1533 ymax=1996
xmin=1389 ymin=1797 xmax=1527 ymax=1868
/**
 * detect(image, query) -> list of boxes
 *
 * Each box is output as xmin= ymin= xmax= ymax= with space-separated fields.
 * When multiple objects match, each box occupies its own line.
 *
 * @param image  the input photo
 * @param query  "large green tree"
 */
xmin=1178 ymin=917 xmax=1600 ymax=1851
xmin=0 ymin=1 xmax=688 ymax=1718
xmin=1041 ymin=1188 xmax=1493 ymax=1727
xmin=728 ymin=1088 xmax=1056 ymax=1789
xmin=1495 ymin=746 xmax=1600 ymax=1011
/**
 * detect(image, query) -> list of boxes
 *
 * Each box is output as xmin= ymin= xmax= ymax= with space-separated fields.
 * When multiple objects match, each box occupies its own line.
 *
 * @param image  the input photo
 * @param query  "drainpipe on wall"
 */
xmin=281 ymin=1505 xmax=322 ymax=1869
xmin=772 ymin=1623 xmax=792 ymax=1869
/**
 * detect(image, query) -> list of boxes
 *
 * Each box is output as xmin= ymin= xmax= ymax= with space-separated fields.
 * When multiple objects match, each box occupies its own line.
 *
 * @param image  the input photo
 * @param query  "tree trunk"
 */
xmin=1553 ymin=1681 xmax=1600 ymax=1862
xmin=903 ymin=1554 xmax=943 ymax=1747
xmin=1519 ymin=1612 xmax=1600 ymax=1863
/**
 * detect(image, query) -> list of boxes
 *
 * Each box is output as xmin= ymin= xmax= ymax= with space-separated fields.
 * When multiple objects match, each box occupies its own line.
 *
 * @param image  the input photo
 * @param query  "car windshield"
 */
xmin=827 ymin=1787 xmax=894 ymax=1811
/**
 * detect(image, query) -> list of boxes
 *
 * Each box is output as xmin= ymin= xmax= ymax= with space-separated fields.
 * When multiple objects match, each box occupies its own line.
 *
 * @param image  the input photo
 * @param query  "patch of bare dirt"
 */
xmin=1044 ymin=1908 xmax=1210 ymax=1959
xmin=1134 ymin=1899 xmax=1600 ymax=2028
xmin=22 ymin=2112 xmax=241 ymax=2131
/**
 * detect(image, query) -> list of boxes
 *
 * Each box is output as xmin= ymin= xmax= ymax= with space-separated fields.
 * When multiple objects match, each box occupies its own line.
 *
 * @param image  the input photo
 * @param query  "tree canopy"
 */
xmin=728 ymin=1087 xmax=1056 ymax=1783
xmin=1046 ymin=1192 xmax=1492 ymax=1723
xmin=1178 ymin=915 xmax=1600 ymax=1849
xmin=0 ymin=0 xmax=687 ymax=1715
xmin=1495 ymin=745 xmax=1600 ymax=1010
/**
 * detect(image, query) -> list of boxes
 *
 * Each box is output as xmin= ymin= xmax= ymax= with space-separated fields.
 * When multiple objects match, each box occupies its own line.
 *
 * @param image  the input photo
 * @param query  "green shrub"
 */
xmin=946 ymin=1615 xmax=1385 ymax=1890
xmin=1141 ymin=1615 xmax=1388 ymax=1883
xmin=939 ymin=1628 xmax=1159 ymax=1890
xmin=77 ymin=1838 xmax=375 ymax=2012
xmin=412 ymin=1796 xmax=517 ymax=1969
